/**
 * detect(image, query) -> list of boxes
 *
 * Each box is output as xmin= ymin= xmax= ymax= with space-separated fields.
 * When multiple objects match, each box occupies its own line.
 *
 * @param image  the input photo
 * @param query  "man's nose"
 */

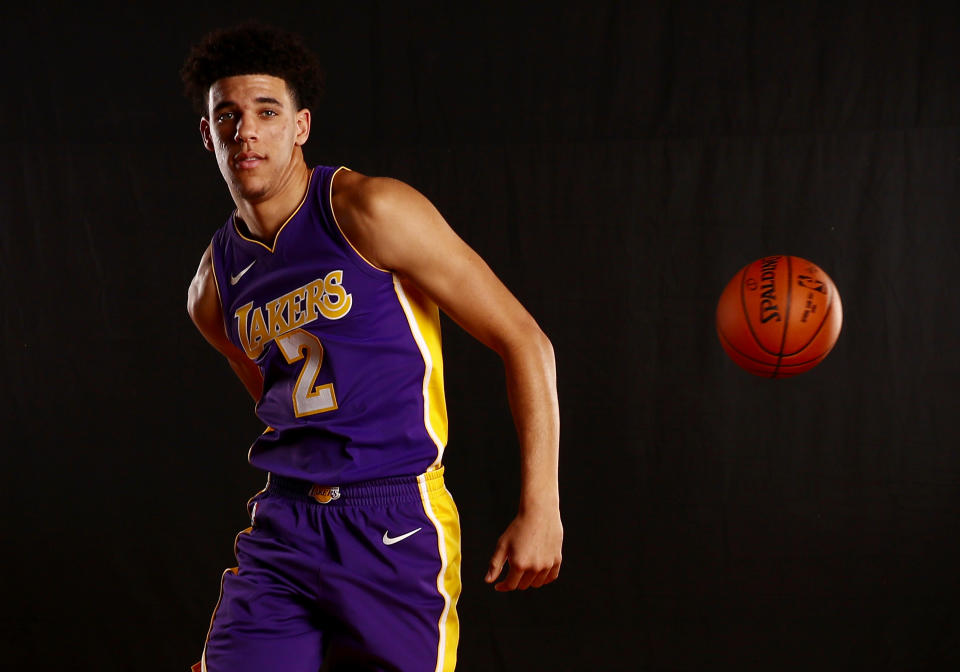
xmin=234 ymin=115 xmax=259 ymax=143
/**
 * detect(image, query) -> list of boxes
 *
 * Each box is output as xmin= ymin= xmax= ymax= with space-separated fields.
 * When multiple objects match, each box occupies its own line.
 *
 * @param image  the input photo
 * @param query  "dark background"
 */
xmin=2 ymin=1 xmax=959 ymax=670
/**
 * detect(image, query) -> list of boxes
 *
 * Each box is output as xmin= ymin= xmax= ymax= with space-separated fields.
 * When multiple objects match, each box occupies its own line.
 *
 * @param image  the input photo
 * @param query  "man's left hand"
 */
xmin=485 ymin=506 xmax=563 ymax=591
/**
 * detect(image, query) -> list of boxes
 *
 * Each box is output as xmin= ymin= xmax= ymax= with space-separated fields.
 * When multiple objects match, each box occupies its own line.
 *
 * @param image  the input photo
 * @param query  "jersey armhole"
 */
xmin=207 ymin=235 xmax=234 ymax=346
xmin=322 ymin=166 xmax=395 ymax=279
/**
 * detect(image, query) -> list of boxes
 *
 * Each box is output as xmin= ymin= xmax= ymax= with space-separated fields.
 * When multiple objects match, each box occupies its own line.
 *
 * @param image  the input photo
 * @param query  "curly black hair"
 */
xmin=180 ymin=23 xmax=325 ymax=117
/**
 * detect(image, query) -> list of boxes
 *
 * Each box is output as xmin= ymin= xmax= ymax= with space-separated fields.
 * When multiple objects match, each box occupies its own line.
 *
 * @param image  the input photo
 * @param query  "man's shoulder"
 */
xmin=331 ymin=169 xmax=418 ymax=220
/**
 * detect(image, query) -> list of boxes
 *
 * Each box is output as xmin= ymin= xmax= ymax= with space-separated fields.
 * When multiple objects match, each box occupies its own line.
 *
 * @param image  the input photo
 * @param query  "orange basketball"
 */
xmin=716 ymin=255 xmax=842 ymax=378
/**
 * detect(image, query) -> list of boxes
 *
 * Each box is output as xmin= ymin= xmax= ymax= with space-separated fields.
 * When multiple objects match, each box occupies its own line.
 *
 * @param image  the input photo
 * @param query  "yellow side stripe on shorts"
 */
xmin=418 ymin=472 xmax=461 ymax=672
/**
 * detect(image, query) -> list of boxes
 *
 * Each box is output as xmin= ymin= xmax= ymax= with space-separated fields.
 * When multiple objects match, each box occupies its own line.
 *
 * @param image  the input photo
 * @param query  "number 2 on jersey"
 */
xmin=275 ymin=329 xmax=338 ymax=417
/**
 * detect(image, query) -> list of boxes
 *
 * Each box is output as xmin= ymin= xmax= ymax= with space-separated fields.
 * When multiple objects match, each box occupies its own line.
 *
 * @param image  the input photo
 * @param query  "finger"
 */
xmin=516 ymin=568 xmax=539 ymax=591
xmin=529 ymin=568 xmax=552 ymax=589
xmin=545 ymin=563 xmax=560 ymax=584
xmin=485 ymin=543 xmax=508 ymax=583
xmin=494 ymin=563 xmax=524 ymax=592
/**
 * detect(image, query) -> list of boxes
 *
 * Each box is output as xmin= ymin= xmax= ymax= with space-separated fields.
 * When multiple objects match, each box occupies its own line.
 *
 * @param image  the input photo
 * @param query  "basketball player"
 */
xmin=181 ymin=24 xmax=562 ymax=672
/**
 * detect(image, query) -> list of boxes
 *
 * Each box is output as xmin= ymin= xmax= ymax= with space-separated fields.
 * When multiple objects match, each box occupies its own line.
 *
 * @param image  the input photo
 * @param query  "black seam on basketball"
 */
xmin=774 ymin=256 xmax=793 ymax=377
xmin=718 ymin=339 xmax=828 ymax=370
xmin=717 ymin=328 xmax=780 ymax=367
xmin=740 ymin=363 xmax=781 ymax=378
xmin=777 ymin=352 xmax=830 ymax=368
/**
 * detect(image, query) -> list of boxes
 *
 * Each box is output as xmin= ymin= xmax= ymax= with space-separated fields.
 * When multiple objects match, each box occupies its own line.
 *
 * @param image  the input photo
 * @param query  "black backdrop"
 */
xmin=2 ymin=2 xmax=959 ymax=670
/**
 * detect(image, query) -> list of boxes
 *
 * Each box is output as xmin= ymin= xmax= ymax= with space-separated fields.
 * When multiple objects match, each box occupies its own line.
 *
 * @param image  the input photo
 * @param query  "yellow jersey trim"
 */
xmin=392 ymin=276 xmax=448 ymax=464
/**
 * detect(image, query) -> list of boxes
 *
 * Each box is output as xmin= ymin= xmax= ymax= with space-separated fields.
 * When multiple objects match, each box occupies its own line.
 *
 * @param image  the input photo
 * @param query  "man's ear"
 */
xmin=294 ymin=108 xmax=311 ymax=147
xmin=200 ymin=117 xmax=215 ymax=152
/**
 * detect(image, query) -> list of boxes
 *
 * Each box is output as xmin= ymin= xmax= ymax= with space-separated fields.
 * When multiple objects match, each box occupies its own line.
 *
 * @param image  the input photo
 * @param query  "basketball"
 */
xmin=716 ymin=255 xmax=842 ymax=378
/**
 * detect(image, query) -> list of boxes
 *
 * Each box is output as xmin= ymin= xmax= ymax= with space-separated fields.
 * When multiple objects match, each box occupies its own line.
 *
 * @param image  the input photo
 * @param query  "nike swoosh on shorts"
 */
xmin=382 ymin=528 xmax=422 ymax=545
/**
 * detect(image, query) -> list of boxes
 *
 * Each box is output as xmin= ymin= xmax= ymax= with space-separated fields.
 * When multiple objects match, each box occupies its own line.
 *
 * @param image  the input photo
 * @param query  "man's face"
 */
xmin=200 ymin=74 xmax=310 ymax=202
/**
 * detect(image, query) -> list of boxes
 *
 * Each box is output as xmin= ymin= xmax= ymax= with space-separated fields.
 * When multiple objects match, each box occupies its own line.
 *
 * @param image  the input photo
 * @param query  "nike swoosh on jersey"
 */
xmin=382 ymin=528 xmax=422 ymax=545
xmin=230 ymin=260 xmax=257 ymax=285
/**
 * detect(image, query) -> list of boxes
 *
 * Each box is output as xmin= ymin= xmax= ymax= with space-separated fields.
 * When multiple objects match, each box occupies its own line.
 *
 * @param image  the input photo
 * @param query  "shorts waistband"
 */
xmin=265 ymin=467 xmax=446 ymax=506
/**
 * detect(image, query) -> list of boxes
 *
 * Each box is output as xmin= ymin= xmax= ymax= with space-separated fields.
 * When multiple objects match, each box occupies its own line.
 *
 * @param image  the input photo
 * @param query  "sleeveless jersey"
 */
xmin=208 ymin=166 xmax=448 ymax=483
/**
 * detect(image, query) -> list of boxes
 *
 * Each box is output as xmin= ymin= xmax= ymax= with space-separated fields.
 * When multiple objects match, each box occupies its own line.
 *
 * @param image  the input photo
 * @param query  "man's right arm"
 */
xmin=187 ymin=244 xmax=264 ymax=401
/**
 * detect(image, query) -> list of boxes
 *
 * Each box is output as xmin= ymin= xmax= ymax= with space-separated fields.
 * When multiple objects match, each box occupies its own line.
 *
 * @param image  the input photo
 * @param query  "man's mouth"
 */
xmin=234 ymin=152 xmax=265 ymax=170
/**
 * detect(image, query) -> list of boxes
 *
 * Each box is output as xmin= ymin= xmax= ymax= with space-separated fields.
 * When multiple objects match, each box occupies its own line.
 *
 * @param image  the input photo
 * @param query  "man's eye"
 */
xmin=261 ymin=110 xmax=278 ymax=117
xmin=216 ymin=113 xmax=234 ymax=123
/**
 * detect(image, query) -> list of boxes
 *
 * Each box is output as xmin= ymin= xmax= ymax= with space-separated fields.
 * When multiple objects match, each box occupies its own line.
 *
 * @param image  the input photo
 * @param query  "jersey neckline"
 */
xmin=230 ymin=167 xmax=317 ymax=254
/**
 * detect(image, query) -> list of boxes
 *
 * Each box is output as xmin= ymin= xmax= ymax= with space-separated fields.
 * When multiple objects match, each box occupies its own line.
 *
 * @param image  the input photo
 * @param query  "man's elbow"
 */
xmin=502 ymin=319 xmax=554 ymax=367
xmin=532 ymin=327 xmax=556 ymax=371
xmin=528 ymin=324 xmax=553 ymax=358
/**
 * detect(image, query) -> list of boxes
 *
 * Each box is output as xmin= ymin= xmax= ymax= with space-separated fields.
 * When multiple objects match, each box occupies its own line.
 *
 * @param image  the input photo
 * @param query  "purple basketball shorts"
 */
xmin=193 ymin=468 xmax=461 ymax=672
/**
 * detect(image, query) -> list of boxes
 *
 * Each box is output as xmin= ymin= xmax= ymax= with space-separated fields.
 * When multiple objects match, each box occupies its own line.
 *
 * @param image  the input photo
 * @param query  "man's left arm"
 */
xmin=333 ymin=172 xmax=562 ymax=591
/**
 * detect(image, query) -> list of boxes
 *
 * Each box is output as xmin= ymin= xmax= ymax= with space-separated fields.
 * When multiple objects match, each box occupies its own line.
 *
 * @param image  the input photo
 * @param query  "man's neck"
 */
xmin=233 ymin=159 xmax=312 ymax=244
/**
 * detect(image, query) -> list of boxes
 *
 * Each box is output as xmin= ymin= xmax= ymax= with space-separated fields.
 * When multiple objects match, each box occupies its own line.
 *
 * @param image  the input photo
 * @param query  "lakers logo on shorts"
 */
xmin=310 ymin=485 xmax=341 ymax=504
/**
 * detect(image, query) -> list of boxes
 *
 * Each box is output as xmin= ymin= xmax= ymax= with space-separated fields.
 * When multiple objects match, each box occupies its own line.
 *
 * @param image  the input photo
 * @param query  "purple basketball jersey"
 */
xmin=208 ymin=166 xmax=448 ymax=483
